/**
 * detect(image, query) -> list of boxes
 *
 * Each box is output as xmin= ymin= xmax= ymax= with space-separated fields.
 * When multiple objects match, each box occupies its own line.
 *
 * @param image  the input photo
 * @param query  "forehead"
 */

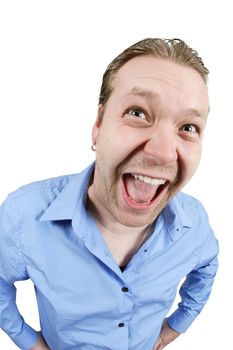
xmin=112 ymin=56 xmax=209 ymax=113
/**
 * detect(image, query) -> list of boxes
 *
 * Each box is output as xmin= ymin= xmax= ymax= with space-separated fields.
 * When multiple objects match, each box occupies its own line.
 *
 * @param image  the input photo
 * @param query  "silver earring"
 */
xmin=91 ymin=144 xmax=96 ymax=151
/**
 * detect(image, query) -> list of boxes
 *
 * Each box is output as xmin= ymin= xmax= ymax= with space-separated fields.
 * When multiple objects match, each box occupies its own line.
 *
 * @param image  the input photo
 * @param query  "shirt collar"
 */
xmin=40 ymin=163 xmax=95 ymax=222
xmin=40 ymin=163 xmax=193 ymax=241
xmin=161 ymin=194 xmax=192 ymax=240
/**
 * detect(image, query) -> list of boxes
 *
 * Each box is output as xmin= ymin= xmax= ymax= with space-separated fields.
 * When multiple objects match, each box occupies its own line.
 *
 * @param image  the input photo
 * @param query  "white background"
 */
xmin=0 ymin=0 xmax=232 ymax=349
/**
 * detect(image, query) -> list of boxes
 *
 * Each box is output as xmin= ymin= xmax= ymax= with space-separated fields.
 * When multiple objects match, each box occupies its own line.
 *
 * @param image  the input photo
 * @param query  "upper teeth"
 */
xmin=132 ymin=174 xmax=166 ymax=186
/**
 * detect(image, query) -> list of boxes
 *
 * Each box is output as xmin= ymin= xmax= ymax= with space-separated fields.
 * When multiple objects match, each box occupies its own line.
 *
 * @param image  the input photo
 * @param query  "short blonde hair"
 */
xmin=99 ymin=38 xmax=209 ymax=106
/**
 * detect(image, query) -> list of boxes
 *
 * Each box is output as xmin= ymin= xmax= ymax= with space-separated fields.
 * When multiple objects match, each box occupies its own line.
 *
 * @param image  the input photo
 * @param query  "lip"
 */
xmin=121 ymin=174 xmax=170 ymax=210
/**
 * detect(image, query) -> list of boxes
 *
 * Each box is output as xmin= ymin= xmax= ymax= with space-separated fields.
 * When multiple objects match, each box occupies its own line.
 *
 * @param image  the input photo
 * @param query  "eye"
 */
xmin=181 ymin=124 xmax=198 ymax=134
xmin=127 ymin=108 xmax=146 ymax=120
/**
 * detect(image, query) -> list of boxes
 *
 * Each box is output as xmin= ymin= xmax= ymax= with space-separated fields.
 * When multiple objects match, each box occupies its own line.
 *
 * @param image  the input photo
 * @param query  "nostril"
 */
xmin=144 ymin=138 xmax=178 ymax=165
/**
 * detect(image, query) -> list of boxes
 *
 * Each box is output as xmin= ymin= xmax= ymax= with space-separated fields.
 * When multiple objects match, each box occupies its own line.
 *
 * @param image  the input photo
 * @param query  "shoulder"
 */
xmin=1 ymin=174 xmax=77 ymax=217
xmin=1 ymin=163 xmax=94 ymax=220
xmin=174 ymin=191 xmax=208 ymax=216
xmin=9 ymin=174 xmax=75 ymax=197
xmin=171 ymin=193 xmax=218 ymax=255
xmin=171 ymin=191 xmax=212 ymax=233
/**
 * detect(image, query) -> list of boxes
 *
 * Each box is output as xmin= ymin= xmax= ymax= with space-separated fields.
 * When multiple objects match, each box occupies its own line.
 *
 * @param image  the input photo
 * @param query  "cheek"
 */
xmin=98 ymin=125 xmax=141 ymax=160
xmin=95 ymin=128 xmax=127 ymax=174
xmin=181 ymin=144 xmax=202 ymax=180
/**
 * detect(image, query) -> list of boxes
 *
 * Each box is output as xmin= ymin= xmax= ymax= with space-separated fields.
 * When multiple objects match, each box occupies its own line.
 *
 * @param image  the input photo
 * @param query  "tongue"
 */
xmin=124 ymin=175 xmax=158 ymax=203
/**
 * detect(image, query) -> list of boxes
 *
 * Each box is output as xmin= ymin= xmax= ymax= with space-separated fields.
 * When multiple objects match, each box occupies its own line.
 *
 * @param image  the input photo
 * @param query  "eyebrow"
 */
xmin=126 ymin=86 xmax=209 ymax=118
xmin=129 ymin=87 xmax=159 ymax=99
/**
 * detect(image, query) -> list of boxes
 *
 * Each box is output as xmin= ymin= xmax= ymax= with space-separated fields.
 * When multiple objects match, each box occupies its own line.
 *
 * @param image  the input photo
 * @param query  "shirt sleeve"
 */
xmin=167 ymin=210 xmax=219 ymax=333
xmin=0 ymin=195 xmax=38 ymax=349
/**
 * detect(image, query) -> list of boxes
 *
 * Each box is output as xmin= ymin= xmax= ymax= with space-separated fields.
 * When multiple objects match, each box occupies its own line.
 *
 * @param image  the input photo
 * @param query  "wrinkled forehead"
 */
xmin=112 ymin=56 xmax=209 ymax=115
xmin=115 ymin=56 xmax=206 ymax=90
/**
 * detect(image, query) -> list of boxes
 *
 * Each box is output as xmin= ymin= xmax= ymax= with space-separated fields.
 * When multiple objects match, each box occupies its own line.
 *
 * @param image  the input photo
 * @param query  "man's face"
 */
xmin=89 ymin=56 xmax=209 ymax=227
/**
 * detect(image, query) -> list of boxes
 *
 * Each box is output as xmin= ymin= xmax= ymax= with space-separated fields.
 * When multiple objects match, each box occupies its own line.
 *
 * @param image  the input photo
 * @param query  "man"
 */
xmin=0 ymin=38 xmax=218 ymax=350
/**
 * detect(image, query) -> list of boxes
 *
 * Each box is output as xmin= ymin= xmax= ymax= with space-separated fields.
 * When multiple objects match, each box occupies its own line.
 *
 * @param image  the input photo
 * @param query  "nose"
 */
xmin=143 ymin=125 xmax=178 ymax=165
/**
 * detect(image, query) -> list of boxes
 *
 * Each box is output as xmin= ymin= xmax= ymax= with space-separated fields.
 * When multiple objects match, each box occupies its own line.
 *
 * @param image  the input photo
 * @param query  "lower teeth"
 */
xmin=129 ymin=196 xmax=151 ymax=204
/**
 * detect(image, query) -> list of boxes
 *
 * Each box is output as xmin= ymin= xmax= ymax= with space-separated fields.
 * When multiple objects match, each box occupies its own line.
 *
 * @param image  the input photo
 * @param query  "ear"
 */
xmin=92 ymin=104 xmax=104 ymax=145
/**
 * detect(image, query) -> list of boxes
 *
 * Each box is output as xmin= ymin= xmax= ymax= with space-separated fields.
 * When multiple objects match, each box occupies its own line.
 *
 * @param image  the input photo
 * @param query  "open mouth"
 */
xmin=122 ymin=173 xmax=169 ymax=209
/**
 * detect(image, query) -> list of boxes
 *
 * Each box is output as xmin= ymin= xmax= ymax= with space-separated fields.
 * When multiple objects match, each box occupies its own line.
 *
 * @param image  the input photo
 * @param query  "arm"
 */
xmin=153 ymin=224 xmax=219 ymax=349
xmin=0 ymin=196 xmax=38 ymax=349
xmin=167 ymin=229 xmax=219 ymax=334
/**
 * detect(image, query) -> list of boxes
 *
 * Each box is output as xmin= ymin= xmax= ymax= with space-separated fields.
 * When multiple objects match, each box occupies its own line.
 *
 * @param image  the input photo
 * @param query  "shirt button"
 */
xmin=118 ymin=322 xmax=125 ymax=327
xmin=121 ymin=287 xmax=129 ymax=292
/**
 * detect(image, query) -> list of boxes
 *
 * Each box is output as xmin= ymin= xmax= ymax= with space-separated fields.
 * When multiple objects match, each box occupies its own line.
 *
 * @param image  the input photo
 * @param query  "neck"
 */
xmin=86 ymin=195 xmax=154 ymax=267
xmin=87 ymin=196 xmax=151 ymax=238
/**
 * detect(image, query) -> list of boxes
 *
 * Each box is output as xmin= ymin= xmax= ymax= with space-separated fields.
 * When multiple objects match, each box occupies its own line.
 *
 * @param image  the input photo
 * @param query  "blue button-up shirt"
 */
xmin=0 ymin=163 xmax=219 ymax=350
